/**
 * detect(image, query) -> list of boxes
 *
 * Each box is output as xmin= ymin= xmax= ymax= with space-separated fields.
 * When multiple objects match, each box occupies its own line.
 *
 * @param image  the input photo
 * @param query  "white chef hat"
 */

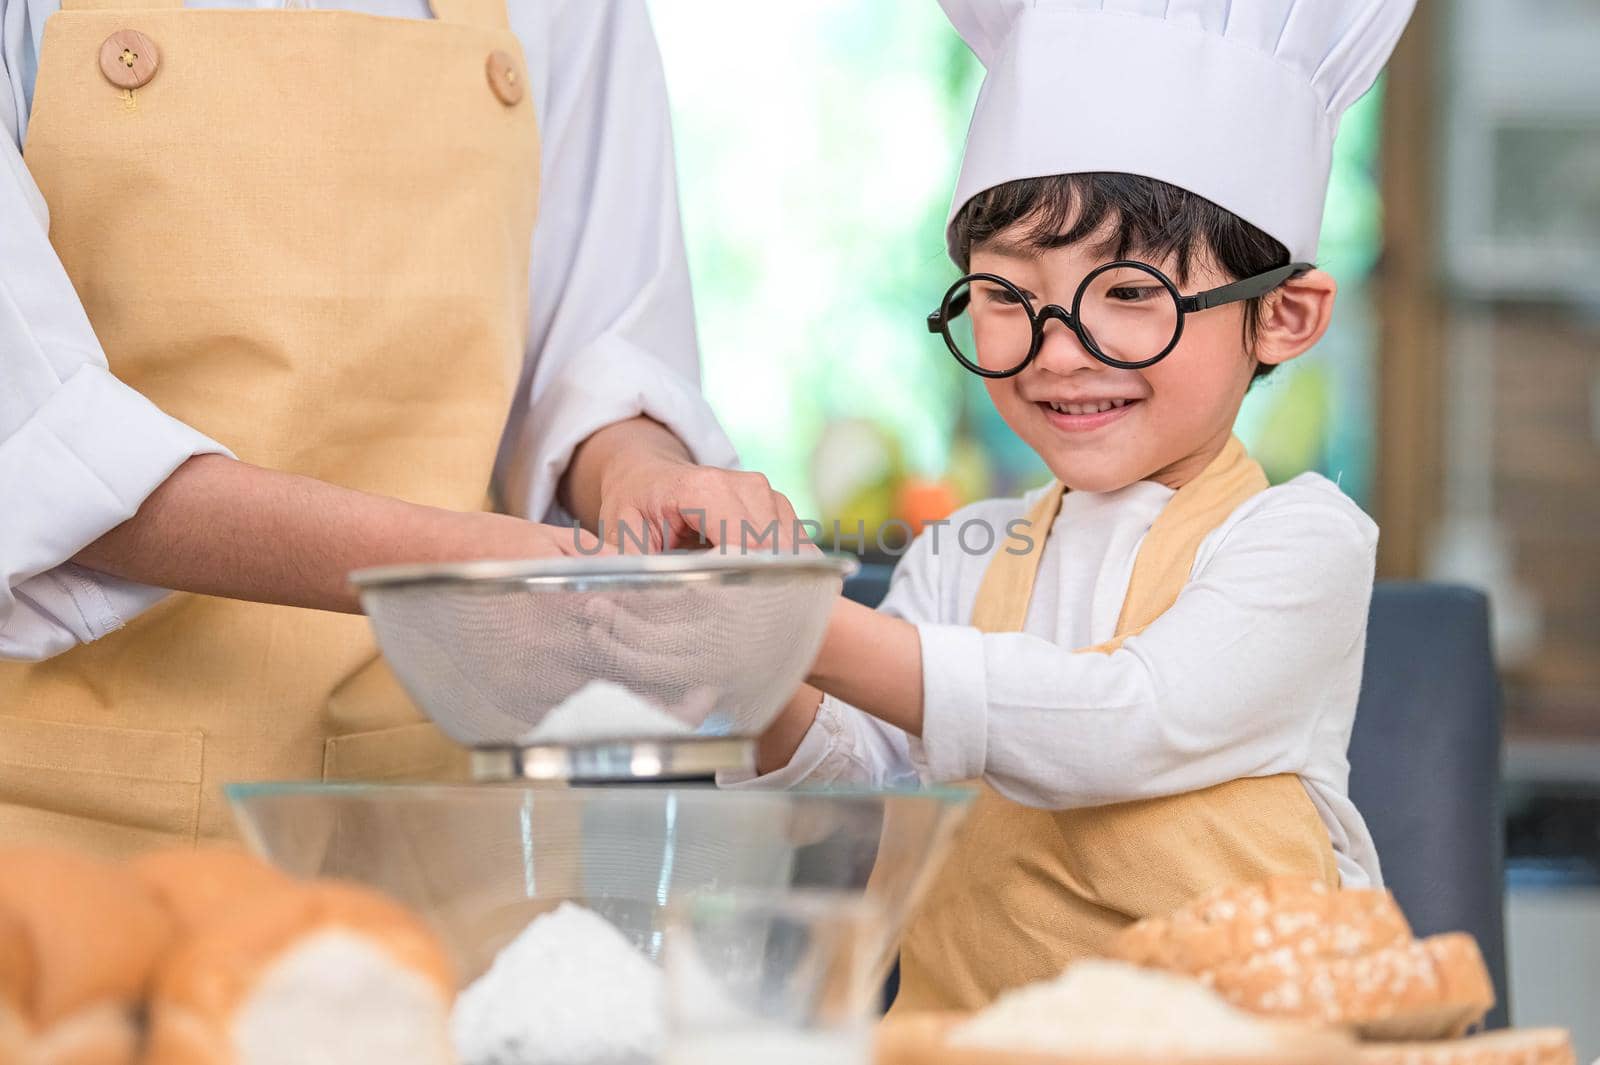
xmin=942 ymin=0 xmax=1416 ymax=264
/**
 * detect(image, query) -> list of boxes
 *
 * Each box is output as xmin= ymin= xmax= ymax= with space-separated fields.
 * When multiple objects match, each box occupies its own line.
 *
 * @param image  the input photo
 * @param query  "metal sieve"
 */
xmin=349 ymin=552 xmax=857 ymax=781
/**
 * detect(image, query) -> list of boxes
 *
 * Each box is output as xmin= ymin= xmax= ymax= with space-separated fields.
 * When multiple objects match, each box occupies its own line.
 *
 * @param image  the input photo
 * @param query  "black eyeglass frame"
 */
xmin=926 ymin=260 xmax=1314 ymax=377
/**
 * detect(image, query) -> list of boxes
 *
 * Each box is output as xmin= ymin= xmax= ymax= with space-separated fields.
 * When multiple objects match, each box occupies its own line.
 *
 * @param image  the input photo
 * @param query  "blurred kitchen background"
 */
xmin=647 ymin=0 xmax=1600 ymax=1053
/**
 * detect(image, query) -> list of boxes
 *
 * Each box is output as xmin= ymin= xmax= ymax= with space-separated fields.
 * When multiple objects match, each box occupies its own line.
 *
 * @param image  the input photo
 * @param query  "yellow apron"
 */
xmin=0 ymin=0 xmax=540 ymax=857
xmin=894 ymin=436 xmax=1339 ymax=1012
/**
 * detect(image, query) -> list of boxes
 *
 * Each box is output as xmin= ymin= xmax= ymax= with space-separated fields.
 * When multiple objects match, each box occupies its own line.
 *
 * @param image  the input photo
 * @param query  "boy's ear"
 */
xmin=1255 ymin=268 xmax=1337 ymax=367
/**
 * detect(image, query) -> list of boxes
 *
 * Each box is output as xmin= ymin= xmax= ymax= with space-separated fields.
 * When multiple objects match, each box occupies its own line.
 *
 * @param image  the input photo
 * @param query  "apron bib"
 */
xmin=0 ymin=0 xmax=540 ymax=857
xmin=894 ymin=436 xmax=1339 ymax=1013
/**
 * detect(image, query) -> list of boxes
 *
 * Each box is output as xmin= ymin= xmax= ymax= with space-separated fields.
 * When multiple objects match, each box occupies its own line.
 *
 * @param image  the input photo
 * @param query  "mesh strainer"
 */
xmin=350 ymin=552 xmax=856 ymax=781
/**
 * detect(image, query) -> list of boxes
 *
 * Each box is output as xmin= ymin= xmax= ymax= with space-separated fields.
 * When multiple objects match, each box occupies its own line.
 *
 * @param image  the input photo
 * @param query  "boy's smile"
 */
xmin=1033 ymin=395 xmax=1142 ymax=432
xmin=969 ymin=226 xmax=1264 ymax=493
xmin=1018 ymin=347 xmax=1153 ymax=434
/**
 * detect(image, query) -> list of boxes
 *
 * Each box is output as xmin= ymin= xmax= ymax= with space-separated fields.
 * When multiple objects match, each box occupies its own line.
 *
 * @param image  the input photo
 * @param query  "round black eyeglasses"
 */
xmin=927 ymin=260 xmax=1313 ymax=377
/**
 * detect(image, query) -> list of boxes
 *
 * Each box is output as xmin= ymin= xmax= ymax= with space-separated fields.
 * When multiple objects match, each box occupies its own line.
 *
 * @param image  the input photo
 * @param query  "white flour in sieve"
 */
xmin=452 ymin=903 xmax=663 ymax=1065
xmin=523 ymin=679 xmax=694 ymax=746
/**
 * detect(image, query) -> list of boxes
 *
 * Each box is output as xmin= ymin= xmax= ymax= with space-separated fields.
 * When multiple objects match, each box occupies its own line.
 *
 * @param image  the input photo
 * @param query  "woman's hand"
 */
xmin=600 ymin=457 xmax=804 ymax=554
xmin=453 ymin=510 xmax=605 ymax=561
xmin=562 ymin=416 xmax=807 ymax=554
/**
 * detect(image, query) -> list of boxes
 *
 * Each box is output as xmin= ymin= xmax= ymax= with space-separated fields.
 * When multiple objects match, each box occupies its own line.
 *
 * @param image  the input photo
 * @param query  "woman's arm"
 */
xmin=495 ymin=0 xmax=751 ymax=541
xmin=1 ymin=88 xmax=246 ymax=658
xmin=75 ymin=454 xmax=598 ymax=614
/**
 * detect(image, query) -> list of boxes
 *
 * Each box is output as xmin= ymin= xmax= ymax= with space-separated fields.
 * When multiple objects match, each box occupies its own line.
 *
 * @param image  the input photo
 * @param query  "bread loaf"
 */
xmin=1202 ymin=932 xmax=1495 ymax=1040
xmin=1107 ymin=879 xmax=1494 ymax=1040
xmin=0 ymin=905 xmax=31 ymax=1065
xmin=1356 ymin=1028 xmax=1575 ymax=1065
xmin=1109 ymin=878 xmax=1412 ymax=976
xmin=23 ymin=1002 xmax=140 ymax=1065
xmin=128 ymin=850 xmax=293 ymax=936
xmin=0 ymin=848 xmax=173 ymax=1065
xmin=145 ymin=882 xmax=456 ymax=1065
xmin=0 ymin=848 xmax=172 ymax=1027
xmin=0 ymin=1011 xmax=23 ymax=1065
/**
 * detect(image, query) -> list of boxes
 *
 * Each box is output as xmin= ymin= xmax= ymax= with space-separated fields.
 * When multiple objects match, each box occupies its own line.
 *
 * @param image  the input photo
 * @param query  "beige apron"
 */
xmin=0 ymin=0 xmax=541 ymax=857
xmin=894 ymin=436 xmax=1340 ymax=1012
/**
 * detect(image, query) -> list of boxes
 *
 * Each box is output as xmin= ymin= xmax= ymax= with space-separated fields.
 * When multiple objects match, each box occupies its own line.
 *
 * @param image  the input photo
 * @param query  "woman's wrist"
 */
xmin=561 ymin=415 xmax=692 ymax=529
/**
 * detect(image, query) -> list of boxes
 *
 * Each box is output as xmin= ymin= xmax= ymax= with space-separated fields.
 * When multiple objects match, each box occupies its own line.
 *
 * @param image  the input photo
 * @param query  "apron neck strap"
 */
xmin=58 ymin=0 xmax=510 ymax=27
xmin=969 ymin=481 xmax=1064 ymax=635
xmin=968 ymin=435 xmax=1269 ymax=645
xmin=1100 ymin=434 xmax=1267 ymax=648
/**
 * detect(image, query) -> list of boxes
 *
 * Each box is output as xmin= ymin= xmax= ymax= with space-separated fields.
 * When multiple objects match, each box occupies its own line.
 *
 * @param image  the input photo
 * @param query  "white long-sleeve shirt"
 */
xmin=0 ymin=0 xmax=736 ymax=661
xmin=741 ymin=474 xmax=1384 ymax=889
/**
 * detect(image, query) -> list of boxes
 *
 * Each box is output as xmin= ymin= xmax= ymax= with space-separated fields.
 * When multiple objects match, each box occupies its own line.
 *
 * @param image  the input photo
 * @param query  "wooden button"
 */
xmin=99 ymin=29 xmax=159 ymax=90
xmin=485 ymin=50 xmax=523 ymax=106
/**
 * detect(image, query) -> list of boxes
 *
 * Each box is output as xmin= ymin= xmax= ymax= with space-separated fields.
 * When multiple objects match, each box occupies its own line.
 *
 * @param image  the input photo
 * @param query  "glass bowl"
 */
xmin=227 ymin=782 xmax=972 ymax=988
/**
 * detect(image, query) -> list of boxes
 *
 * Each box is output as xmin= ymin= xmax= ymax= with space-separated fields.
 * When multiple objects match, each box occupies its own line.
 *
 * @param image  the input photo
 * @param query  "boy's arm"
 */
xmin=752 ymin=602 xmax=922 ymax=776
xmin=803 ymin=490 xmax=1377 ymax=809
xmin=746 ymin=674 xmax=920 ymax=789
xmin=754 ymin=685 xmax=825 ymax=775
xmin=806 ymin=600 xmax=925 ymax=735
xmin=746 ymin=521 xmax=959 ymax=783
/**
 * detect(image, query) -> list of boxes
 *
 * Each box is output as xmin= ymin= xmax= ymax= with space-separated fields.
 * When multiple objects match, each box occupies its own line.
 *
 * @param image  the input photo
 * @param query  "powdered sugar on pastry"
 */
xmin=232 ymin=930 xmax=453 ymax=1065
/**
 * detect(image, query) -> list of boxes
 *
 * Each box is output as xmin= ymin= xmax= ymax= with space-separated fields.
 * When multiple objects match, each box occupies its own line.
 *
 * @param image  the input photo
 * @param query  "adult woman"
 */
xmin=0 ymin=0 xmax=792 ymax=854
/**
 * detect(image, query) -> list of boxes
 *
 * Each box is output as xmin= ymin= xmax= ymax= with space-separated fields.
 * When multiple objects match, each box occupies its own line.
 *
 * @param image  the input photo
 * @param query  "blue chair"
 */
xmin=1347 ymin=582 xmax=1508 ymax=1029
xmin=844 ymin=567 xmax=1509 ymax=1026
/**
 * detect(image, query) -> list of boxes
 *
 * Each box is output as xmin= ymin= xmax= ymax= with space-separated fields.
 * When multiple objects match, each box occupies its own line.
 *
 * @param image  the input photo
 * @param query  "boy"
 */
xmin=741 ymin=0 xmax=1416 ymax=1013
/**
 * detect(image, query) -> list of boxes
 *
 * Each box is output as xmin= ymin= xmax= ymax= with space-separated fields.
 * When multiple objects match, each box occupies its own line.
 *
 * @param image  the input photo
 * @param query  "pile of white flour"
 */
xmin=524 ymin=680 xmax=694 ymax=746
xmin=452 ymin=903 xmax=663 ymax=1065
xmin=951 ymin=959 xmax=1279 ymax=1058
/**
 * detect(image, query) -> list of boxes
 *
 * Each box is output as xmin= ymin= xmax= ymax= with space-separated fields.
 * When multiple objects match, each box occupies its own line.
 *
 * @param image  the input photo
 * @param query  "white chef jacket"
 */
xmin=0 ymin=0 xmax=737 ymax=661
xmin=738 ymin=474 xmax=1384 ymax=889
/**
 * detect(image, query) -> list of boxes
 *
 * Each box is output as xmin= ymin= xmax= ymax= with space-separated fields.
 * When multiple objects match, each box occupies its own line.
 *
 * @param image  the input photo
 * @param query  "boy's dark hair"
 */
xmin=950 ymin=173 xmax=1292 ymax=381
